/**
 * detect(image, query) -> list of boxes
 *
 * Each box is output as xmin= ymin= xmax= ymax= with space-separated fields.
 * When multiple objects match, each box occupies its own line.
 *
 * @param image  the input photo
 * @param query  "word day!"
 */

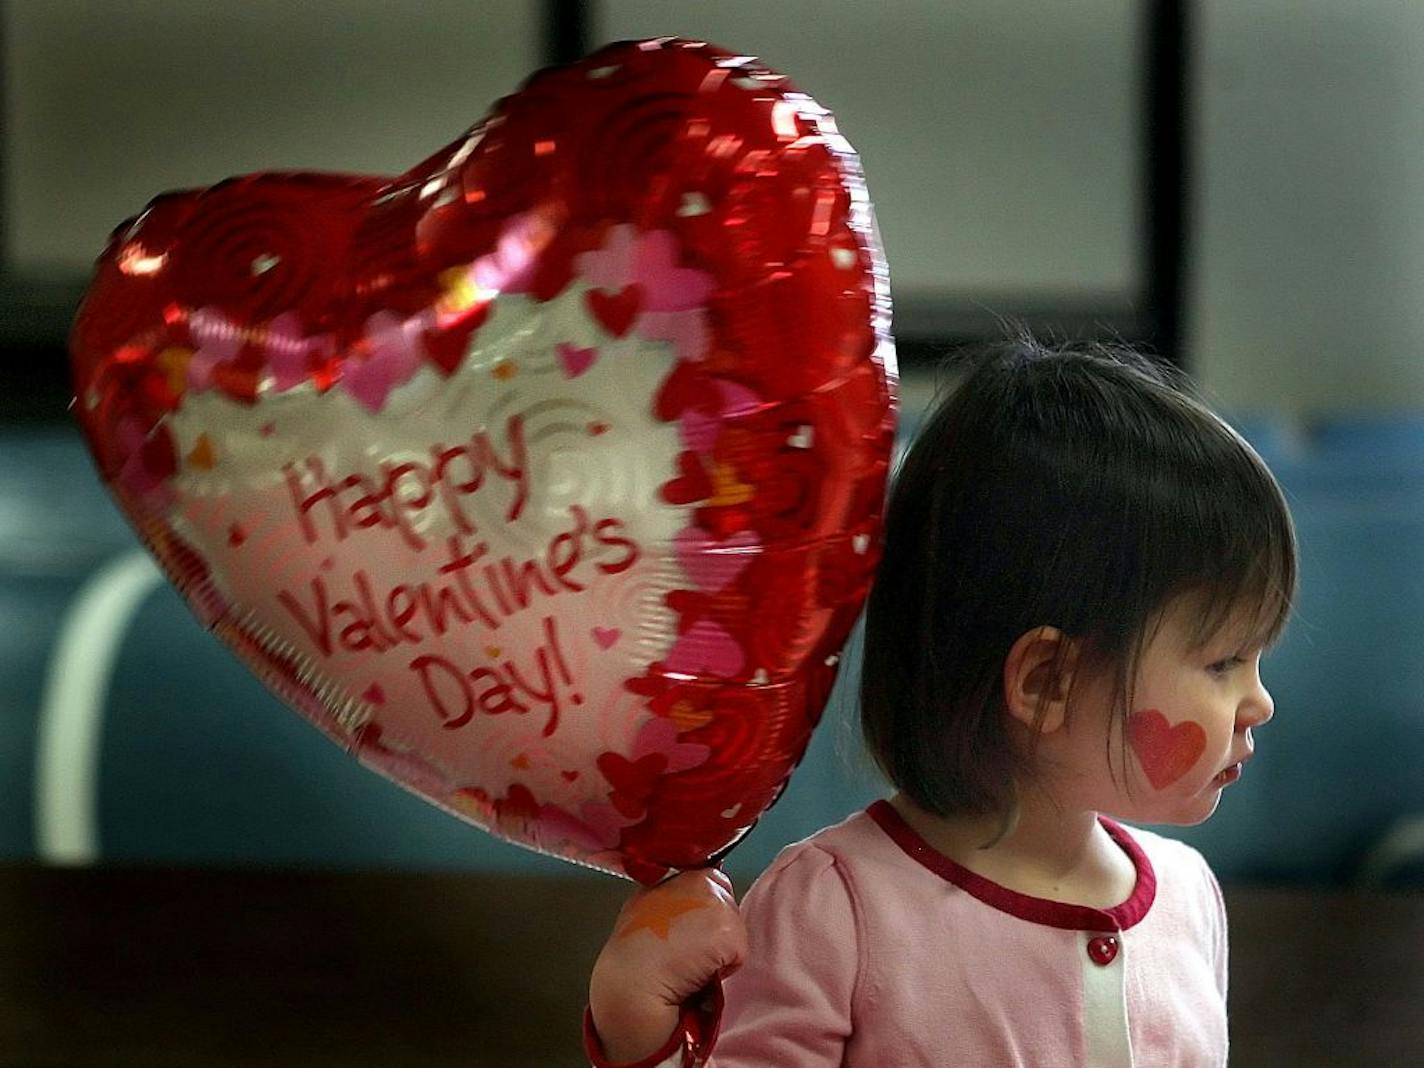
xmin=413 ymin=614 xmax=582 ymax=738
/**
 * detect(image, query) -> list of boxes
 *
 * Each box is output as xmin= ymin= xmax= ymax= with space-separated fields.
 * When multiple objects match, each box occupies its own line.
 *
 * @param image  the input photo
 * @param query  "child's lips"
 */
xmin=1213 ymin=763 xmax=1242 ymax=785
xmin=1213 ymin=754 xmax=1252 ymax=785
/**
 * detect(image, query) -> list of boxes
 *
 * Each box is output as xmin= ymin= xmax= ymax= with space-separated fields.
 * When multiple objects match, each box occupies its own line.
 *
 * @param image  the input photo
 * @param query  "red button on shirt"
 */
xmin=1087 ymin=935 xmax=1119 ymax=966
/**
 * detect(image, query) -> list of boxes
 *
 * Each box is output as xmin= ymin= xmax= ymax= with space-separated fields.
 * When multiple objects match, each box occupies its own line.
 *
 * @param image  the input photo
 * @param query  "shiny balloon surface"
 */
xmin=70 ymin=38 xmax=896 ymax=883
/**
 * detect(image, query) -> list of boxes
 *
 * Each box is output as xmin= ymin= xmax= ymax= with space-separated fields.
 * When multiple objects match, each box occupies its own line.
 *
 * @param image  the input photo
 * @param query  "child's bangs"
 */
xmin=1181 ymin=553 xmax=1293 ymax=654
xmin=1172 ymin=447 xmax=1297 ymax=655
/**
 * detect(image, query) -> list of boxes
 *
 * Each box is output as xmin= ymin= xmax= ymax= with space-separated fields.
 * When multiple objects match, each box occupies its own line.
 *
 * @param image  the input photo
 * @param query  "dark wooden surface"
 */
xmin=0 ymin=864 xmax=1419 ymax=1066
xmin=1225 ymin=885 xmax=1424 ymax=1066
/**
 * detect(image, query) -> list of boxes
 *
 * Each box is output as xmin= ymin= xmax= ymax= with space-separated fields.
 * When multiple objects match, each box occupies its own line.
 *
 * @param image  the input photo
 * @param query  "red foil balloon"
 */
xmin=69 ymin=38 xmax=896 ymax=884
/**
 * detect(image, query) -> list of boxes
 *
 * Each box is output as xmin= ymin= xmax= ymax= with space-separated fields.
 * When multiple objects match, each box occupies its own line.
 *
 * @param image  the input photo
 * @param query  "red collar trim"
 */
xmin=866 ymin=800 xmax=1157 ymax=932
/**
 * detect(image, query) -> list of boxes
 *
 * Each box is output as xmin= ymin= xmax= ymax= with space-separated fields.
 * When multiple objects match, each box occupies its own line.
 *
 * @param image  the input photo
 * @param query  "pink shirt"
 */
xmin=587 ymin=801 xmax=1229 ymax=1067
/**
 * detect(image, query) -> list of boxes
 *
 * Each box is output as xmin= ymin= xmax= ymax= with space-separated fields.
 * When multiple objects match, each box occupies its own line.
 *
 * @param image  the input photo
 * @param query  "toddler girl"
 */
xmin=585 ymin=336 xmax=1296 ymax=1067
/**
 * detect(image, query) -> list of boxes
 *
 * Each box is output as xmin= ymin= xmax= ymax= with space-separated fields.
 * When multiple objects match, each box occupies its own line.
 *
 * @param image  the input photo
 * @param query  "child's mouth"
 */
xmin=1212 ymin=763 xmax=1243 ymax=785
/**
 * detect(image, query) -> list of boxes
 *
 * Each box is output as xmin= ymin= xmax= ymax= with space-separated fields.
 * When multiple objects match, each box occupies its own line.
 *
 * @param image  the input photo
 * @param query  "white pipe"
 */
xmin=1357 ymin=813 xmax=1424 ymax=889
xmin=35 ymin=550 xmax=163 ymax=865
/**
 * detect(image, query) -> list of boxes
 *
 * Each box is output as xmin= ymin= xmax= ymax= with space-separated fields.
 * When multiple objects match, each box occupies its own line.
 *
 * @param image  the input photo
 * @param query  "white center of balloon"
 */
xmin=164 ymin=281 xmax=686 ymax=816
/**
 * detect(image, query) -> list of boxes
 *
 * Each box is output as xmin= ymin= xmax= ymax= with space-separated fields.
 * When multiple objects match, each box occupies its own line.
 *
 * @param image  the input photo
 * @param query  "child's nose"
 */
xmin=1238 ymin=674 xmax=1275 ymax=730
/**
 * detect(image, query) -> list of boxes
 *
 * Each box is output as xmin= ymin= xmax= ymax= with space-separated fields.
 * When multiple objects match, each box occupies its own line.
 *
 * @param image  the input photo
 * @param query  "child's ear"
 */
xmin=1003 ymin=626 xmax=1080 ymax=734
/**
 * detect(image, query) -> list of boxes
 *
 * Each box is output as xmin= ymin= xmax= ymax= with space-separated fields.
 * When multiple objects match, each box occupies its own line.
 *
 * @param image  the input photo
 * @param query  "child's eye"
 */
xmin=1208 ymin=656 xmax=1246 ymax=676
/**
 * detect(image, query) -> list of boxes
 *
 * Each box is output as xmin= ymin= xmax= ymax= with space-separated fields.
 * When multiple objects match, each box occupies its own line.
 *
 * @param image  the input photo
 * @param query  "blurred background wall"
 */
xmin=3 ymin=1 xmax=1423 ymax=886
xmin=13 ymin=0 xmax=1424 ymax=415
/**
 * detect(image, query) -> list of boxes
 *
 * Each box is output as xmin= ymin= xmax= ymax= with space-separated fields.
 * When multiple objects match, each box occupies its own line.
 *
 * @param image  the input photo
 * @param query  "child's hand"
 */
xmin=589 ymin=868 xmax=748 ymax=1064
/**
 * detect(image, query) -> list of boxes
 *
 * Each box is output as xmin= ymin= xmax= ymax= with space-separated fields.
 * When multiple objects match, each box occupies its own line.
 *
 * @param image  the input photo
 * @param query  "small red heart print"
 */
xmin=586 ymin=285 xmax=643 ymax=337
xmin=422 ymin=307 xmax=489 ymax=374
xmin=1127 ymin=709 xmax=1207 ymax=789
xmin=597 ymin=751 xmax=668 ymax=818
xmin=652 ymin=359 xmax=704 ymax=420
xmin=660 ymin=451 xmax=714 ymax=505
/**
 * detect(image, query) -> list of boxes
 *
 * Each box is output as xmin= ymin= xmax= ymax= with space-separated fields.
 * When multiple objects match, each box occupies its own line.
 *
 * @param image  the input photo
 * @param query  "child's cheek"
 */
xmin=1126 ymin=708 xmax=1207 ymax=790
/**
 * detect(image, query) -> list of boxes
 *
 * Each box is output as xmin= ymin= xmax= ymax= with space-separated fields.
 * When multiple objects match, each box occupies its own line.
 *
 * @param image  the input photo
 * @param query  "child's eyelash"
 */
xmin=1208 ymin=655 xmax=1246 ymax=674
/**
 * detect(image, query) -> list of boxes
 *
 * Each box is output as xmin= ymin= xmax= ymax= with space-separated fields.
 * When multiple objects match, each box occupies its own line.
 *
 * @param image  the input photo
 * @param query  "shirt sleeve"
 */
xmin=584 ymin=842 xmax=860 ymax=1068
xmin=707 ymin=843 xmax=860 ymax=1065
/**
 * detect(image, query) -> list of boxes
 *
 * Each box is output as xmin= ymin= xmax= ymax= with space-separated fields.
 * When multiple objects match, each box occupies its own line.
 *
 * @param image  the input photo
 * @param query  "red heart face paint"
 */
xmin=1127 ymin=708 xmax=1207 ymax=790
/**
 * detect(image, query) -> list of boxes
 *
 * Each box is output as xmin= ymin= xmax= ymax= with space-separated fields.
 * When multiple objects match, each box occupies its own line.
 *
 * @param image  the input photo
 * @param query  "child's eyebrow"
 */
xmin=1223 ymin=593 xmax=1291 ymax=649
xmin=1191 ymin=616 xmax=1274 ymax=654
xmin=1230 ymin=619 xmax=1285 ymax=654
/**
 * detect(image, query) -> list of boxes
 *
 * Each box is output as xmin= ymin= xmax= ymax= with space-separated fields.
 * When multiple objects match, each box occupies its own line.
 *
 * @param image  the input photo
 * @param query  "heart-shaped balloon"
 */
xmin=69 ymin=38 xmax=896 ymax=884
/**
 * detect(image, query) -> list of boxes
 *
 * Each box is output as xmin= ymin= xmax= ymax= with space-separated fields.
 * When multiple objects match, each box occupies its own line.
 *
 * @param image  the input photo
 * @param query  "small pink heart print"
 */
xmin=557 ymin=341 xmax=598 ymax=378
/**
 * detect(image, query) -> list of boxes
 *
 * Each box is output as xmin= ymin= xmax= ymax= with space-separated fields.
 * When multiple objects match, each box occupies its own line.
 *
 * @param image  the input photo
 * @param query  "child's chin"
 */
xmin=1159 ymin=792 xmax=1224 ymax=827
xmin=1109 ymin=791 xmax=1223 ymax=827
xmin=1173 ymin=801 xmax=1222 ymax=827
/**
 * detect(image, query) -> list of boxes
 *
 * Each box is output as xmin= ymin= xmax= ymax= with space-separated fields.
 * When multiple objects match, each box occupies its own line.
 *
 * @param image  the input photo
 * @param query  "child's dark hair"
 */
xmin=860 ymin=334 xmax=1297 ymax=820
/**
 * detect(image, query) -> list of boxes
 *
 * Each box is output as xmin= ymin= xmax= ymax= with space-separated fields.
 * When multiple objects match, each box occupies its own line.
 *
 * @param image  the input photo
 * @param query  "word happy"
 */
xmin=283 ymin=414 xmax=529 ymax=552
